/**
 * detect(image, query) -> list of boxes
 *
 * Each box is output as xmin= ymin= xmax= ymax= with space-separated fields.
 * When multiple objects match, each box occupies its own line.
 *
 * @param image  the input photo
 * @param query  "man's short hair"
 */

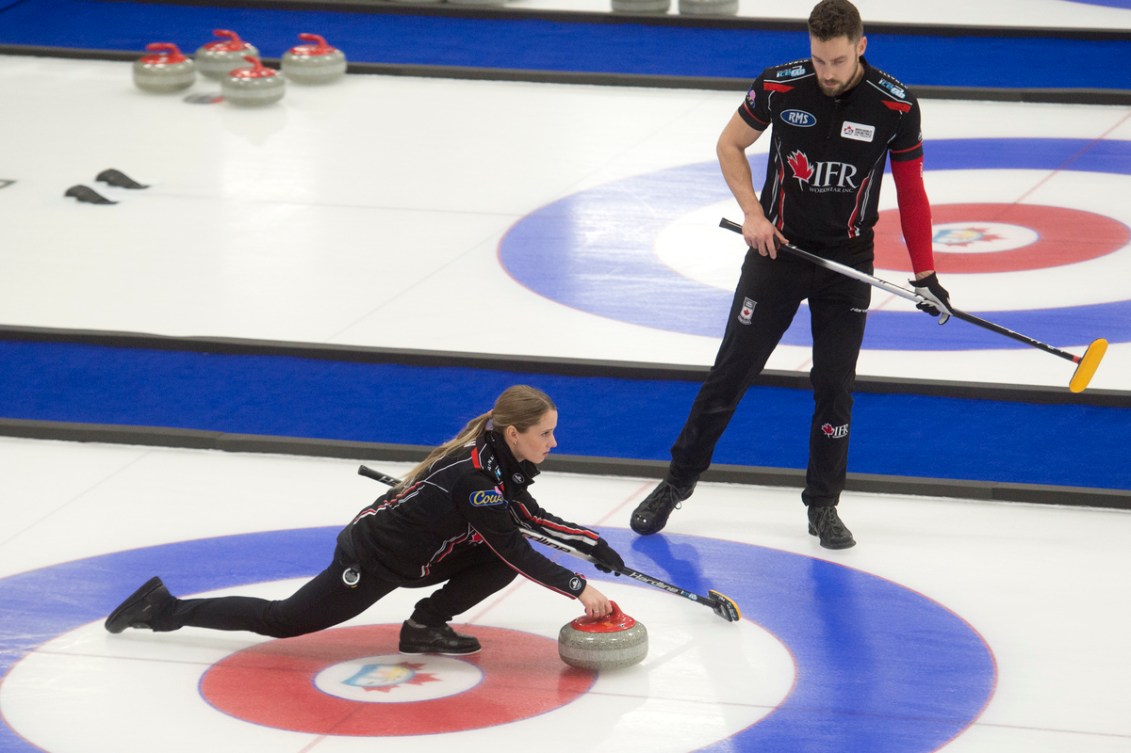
xmin=808 ymin=0 xmax=864 ymax=42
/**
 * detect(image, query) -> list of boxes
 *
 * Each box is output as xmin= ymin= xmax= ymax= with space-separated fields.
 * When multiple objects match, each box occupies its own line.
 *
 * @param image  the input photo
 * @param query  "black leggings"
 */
xmin=152 ymin=545 xmax=517 ymax=638
xmin=669 ymin=248 xmax=871 ymax=506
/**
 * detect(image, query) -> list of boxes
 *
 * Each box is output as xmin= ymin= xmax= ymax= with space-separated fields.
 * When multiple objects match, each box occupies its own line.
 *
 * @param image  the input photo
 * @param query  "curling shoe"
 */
xmin=630 ymin=479 xmax=696 ymax=535
xmin=399 ymin=621 xmax=481 ymax=655
xmin=807 ymin=506 xmax=856 ymax=549
xmin=104 ymin=576 xmax=172 ymax=633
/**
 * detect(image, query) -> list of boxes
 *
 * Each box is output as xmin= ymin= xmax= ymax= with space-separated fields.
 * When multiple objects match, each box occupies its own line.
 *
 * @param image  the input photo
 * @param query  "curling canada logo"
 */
xmin=934 ymin=226 xmax=1005 ymax=247
xmin=786 ymin=150 xmax=858 ymax=192
xmin=312 ymin=652 xmax=486 ymax=704
xmin=344 ymin=662 xmax=440 ymax=693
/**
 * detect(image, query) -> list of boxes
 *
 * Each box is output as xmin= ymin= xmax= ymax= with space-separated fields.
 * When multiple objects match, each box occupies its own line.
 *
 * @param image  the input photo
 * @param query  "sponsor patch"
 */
xmin=781 ymin=109 xmax=816 ymax=127
xmin=786 ymin=150 xmax=859 ymax=191
xmin=879 ymin=78 xmax=907 ymax=99
xmin=738 ymin=297 xmax=756 ymax=325
xmin=821 ymin=423 xmax=849 ymax=439
xmin=569 ymin=577 xmax=583 ymax=592
xmin=840 ymin=121 xmax=875 ymax=142
xmin=469 ymin=490 xmax=506 ymax=507
xmin=776 ymin=64 xmax=807 ymax=79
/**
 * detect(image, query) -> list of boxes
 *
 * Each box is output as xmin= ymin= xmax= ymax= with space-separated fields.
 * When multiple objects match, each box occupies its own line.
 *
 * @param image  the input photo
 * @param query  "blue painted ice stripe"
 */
xmin=0 ymin=338 xmax=1128 ymax=489
xmin=0 ymin=0 xmax=1129 ymax=90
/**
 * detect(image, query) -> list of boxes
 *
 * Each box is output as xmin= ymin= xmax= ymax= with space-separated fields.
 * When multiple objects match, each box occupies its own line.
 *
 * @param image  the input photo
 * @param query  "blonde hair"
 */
xmin=397 ymin=385 xmax=556 ymax=489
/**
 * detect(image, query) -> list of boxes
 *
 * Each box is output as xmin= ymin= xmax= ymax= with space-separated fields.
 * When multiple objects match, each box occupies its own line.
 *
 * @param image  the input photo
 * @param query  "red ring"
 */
xmin=200 ymin=624 xmax=596 ymax=736
xmin=875 ymin=203 xmax=1130 ymax=273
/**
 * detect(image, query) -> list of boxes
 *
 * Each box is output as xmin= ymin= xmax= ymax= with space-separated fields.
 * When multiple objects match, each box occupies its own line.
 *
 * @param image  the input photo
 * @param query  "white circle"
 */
xmin=656 ymin=172 xmax=1131 ymax=311
xmin=654 ymin=201 xmax=749 ymax=292
xmin=0 ymin=579 xmax=794 ymax=752
xmin=313 ymin=654 xmax=484 ymax=703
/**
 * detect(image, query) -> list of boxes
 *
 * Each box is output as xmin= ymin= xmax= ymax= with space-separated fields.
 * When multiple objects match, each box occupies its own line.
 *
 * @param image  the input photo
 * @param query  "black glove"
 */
xmin=910 ymin=272 xmax=952 ymax=325
xmin=591 ymin=537 xmax=625 ymax=575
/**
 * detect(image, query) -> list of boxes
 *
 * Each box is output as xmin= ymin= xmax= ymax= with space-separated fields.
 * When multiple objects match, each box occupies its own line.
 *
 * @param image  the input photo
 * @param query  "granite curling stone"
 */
xmin=221 ymin=56 xmax=285 ymax=106
xmin=132 ymin=42 xmax=195 ymax=93
xmin=558 ymin=601 xmax=647 ymax=670
xmin=195 ymin=29 xmax=259 ymax=79
xmin=611 ymin=0 xmax=672 ymax=12
xmin=281 ymin=33 xmax=347 ymax=84
xmin=678 ymin=0 xmax=739 ymax=14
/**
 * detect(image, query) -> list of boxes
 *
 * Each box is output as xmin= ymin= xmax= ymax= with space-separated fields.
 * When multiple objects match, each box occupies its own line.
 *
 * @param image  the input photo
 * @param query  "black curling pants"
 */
xmin=668 ymin=245 xmax=871 ymax=507
xmin=152 ymin=545 xmax=517 ymax=637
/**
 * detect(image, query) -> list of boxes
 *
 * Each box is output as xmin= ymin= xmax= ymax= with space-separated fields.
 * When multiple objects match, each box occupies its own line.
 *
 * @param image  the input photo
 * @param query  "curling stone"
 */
xmin=132 ymin=42 xmax=195 ymax=93
xmin=280 ymin=33 xmax=347 ymax=85
xmin=612 ymin=0 xmax=671 ymax=12
xmin=195 ymin=29 xmax=259 ymax=79
xmin=221 ymin=56 xmax=285 ymax=107
xmin=678 ymin=0 xmax=738 ymax=14
xmin=558 ymin=601 xmax=647 ymax=671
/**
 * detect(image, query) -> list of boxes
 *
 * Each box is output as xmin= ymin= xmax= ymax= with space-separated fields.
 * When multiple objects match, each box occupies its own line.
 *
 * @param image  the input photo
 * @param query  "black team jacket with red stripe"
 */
xmin=337 ymin=430 xmax=593 ymax=599
xmin=739 ymin=56 xmax=923 ymax=252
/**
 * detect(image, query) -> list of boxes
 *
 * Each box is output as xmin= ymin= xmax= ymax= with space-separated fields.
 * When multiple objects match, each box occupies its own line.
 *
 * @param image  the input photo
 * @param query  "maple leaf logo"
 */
xmin=936 ymin=227 xmax=1004 ymax=248
xmin=787 ymin=150 xmax=813 ymax=184
xmin=345 ymin=661 xmax=442 ymax=693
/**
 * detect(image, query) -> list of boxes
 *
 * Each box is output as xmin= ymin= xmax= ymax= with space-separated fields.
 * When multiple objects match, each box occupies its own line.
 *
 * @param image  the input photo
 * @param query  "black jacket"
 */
xmin=337 ymin=430 xmax=594 ymax=598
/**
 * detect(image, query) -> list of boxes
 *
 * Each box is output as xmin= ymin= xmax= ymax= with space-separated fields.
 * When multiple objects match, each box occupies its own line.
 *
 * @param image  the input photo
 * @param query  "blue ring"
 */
xmin=1064 ymin=0 xmax=1131 ymax=9
xmin=499 ymin=137 xmax=1131 ymax=349
xmin=0 ymin=528 xmax=994 ymax=752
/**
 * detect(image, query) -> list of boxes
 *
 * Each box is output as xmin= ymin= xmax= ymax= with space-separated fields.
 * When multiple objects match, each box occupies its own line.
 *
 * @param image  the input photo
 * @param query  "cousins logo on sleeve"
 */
xmin=469 ymin=490 xmax=506 ymax=507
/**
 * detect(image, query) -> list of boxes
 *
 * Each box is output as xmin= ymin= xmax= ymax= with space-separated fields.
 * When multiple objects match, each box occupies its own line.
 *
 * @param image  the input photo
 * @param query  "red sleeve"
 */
xmin=890 ymin=155 xmax=935 ymax=275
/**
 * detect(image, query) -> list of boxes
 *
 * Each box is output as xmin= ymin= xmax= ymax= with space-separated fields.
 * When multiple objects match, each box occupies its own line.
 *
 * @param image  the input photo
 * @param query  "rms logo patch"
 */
xmin=782 ymin=109 xmax=816 ymax=127
xmin=469 ymin=490 xmax=506 ymax=507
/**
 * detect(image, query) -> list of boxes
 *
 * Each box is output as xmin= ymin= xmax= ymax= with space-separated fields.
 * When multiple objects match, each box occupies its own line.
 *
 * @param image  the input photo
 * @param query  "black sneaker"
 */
xmin=398 ymin=621 xmax=481 ymax=655
xmin=630 ymin=479 xmax=696 ymax=535
xmin=807 ymin=506 xmax=856 ymax=549
xmin=104 ymin=576 xmax=172 ymax=633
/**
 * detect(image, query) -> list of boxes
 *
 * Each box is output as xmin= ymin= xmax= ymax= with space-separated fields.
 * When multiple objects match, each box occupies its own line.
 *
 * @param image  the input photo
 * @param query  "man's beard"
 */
xmin=818 ymin=62 xmax=860 ymax=96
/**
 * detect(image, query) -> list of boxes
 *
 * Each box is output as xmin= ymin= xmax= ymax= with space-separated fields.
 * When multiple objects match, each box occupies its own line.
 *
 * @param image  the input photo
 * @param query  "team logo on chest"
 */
xmin=786 ymin=150 xmax=859 ymax=192
xmin=841 ymin=121 xmax=876 ymax=142
xmin=781 ymin=109 xmax=817 ymax=127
